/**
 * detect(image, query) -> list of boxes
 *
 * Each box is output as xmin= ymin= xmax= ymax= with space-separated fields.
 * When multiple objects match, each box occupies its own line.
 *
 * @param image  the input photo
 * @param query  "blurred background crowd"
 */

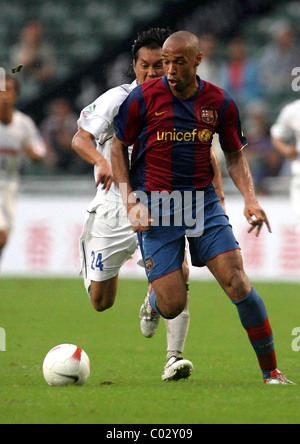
xmin=1 ymin=0 xmax=299 ymax=195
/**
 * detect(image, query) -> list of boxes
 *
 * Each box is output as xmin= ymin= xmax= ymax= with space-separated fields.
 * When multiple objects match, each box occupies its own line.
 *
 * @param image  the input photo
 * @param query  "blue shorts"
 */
xmin=138 ymin=185 xmax=240 ymax=282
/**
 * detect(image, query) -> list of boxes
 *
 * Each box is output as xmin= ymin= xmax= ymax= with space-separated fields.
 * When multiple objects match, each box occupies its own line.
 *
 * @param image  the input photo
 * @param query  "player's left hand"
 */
xmin=244 ymin=203 xmax=272 ymax=237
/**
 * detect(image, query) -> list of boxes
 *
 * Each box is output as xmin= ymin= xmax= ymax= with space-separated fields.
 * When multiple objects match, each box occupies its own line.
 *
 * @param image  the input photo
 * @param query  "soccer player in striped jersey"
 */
xmin=73 ymin=29 xmax=227 ymax=380
xmin=111 ymin=31 xmax=294 ymax=385
xmin=0 ymin=75 xmax=46 ymax=262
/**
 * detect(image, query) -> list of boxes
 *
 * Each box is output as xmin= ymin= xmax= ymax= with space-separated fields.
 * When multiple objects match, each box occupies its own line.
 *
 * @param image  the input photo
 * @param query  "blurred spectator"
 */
xmin=219 ymin=37 xmax=264 ymax=115
xmin=260 ymin=20 xmax=300 ymax=101
xmin=40 ymin=98 xmax=90 ymax=174
xmin=197 ymin=33 xmax=221 ymax=86
xmin=244 ymin=101 xmax=284 ymax=194
xmin=10 ymin=20 xmax=57 ymax=102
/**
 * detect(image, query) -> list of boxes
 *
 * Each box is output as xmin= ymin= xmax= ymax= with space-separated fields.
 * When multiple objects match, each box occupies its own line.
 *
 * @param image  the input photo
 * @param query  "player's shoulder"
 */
xmin=97 ymin=80 xmax=137 ymax=105
xmin=13 ymin=109 xmax=36 ymax=128
xmin=201 ymin=79 xmax=228 ymax=100
xmin=131 ymin=77 xmax=164 ymax=98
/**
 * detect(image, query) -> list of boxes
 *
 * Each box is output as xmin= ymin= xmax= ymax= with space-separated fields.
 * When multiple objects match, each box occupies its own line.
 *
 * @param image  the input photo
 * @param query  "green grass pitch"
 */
xmin=0 ymin=278 xmax=299 ymax=424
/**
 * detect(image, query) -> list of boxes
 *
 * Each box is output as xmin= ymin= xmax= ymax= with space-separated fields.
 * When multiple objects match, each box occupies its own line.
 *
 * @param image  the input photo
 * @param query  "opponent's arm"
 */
xmin=271 ymin=136 xmax=297 ymax=160
xmin=111 ymin=135 xmax=151 ymax=232
xmin=72 ymin=128 xmax=113 ymax=189
xmin=225 ymin=149 xmax=271 ymax=237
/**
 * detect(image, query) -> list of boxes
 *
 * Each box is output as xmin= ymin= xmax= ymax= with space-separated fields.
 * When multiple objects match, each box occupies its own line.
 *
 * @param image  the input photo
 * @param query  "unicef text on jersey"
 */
xmin=292 ymin=67 xmax=300 ymax=92
xmin=0 ymin=328 xmax=6 ymax=352
xmin=119 ymin=184 xmax=205 ymax=237
xmin=0 ymin=68 xmax=6 ymax=91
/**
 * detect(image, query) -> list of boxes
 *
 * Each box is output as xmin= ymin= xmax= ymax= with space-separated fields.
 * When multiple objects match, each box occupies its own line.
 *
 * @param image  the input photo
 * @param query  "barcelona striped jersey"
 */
xmin=114 ymin=75 xmax=247 ymax=192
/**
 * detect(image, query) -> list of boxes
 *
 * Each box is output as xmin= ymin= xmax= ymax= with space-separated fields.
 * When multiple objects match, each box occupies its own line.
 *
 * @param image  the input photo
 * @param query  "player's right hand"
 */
xmin=127 ymin=202 xmax=153 ymax=232
xmin=95 ymin=158 xmax=114 ymax=191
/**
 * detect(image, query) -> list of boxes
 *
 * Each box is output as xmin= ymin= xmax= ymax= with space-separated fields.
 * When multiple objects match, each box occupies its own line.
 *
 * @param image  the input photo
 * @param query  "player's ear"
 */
xmin=195 ymin=52 xmax=203 ymax=68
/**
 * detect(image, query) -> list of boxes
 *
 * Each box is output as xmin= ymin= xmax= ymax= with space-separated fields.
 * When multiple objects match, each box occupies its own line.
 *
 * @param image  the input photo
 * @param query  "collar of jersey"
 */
xmin=162 ymin=75 xmax=203 ymax=100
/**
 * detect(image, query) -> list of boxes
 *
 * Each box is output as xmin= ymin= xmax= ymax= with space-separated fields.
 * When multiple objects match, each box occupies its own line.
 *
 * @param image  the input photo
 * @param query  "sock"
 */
xmin=165 ymin=286 xmax=190 ymax=362
xmin=233 ymin=287 xmax=277 ymax=380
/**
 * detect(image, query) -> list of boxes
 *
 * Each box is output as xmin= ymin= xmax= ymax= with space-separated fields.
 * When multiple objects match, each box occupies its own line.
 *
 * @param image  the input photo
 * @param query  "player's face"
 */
xmin=133 ymin=47 xmax=164 ymax=84
xmin=0 ymin=79 xmax=18 ymax=108
xmin=162 ymin=40 xmax=202 ymax=98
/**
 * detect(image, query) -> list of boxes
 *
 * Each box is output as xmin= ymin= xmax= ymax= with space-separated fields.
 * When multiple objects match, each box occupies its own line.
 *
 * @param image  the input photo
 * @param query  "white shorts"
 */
xmin=0 ymin=183 xmax=17 ymax=232
xmin=79 ymin=197 xmax=138 ymax=282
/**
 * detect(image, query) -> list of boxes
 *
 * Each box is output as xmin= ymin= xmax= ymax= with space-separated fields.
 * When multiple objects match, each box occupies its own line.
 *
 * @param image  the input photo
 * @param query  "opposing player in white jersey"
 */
xmin=72 ymin=28 xmax=224 ymax=381
xmin=270 ymin=100 xmax=300 ymax=227
xmin=0 ymin=75 xmax=46 ymax=261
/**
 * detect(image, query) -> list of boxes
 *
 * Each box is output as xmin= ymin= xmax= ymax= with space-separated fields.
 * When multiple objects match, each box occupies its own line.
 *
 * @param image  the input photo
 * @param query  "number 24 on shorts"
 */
xmin=91 ymin=251 xmax=104 ymax=271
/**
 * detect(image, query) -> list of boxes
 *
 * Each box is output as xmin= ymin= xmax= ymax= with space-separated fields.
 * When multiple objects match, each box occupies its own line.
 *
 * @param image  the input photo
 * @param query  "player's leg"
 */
xmin=162 ymin=251 xmax=193 ymax=380
xmin=80 ymin=202 xmax=137 ymax=312
xmin=206 ymin=249 xmax=293 ymax=383
xmin=0 ymin=192 xmax=14 ymax=262
xmin=165 ymin=251 xmax=190 ymax=360
xmin=88 ymin=276 xmax=119 ymax=312
xmin=0 ymin=229 xmax=9 ymax=260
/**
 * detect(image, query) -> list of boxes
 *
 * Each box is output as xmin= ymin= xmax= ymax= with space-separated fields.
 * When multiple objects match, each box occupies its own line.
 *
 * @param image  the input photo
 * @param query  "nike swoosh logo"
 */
xmin=155 ymin=111 xmax=167 ymax=117
xmin=55 ymin=372 xmax=79 ymax=383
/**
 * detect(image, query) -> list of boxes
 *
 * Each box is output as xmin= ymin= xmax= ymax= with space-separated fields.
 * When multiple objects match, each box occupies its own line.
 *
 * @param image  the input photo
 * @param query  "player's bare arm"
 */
xmin=211 ymin=148 xmax=225 ymax=213
xmin=271 ymin=137 xmax=297 ymax=161
xmin=25 ymin=144 xmax=46 ymax=162
xmin=72 ymin=128 xmax=113 ymax=189
xmin=111 ymin=135 xmax=151 ymax=232
xmin=225 ymin=150 xmax=272 ymax=237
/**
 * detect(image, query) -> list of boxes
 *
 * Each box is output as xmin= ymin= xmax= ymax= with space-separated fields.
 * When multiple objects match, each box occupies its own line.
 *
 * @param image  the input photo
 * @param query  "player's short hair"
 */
xmin=132 ymin=27 xmax=173 ymax=62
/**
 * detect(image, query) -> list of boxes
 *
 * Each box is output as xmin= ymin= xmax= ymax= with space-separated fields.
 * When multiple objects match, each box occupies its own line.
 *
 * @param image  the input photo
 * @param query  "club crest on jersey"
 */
xmin=200 ymin=108 xmax=218 ymax=124
xmin=82 ymin=103 xmax=96 ymax=118
xmin=145 ymin=257 xmax=155 ymax=272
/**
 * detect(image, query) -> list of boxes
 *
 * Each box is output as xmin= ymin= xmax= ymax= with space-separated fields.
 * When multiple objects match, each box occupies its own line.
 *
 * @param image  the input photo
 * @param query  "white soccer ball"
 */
xmin=43 ymin=344 xmax=91 ymax=386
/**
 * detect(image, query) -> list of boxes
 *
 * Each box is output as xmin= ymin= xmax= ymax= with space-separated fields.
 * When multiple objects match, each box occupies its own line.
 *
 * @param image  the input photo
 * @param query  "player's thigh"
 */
xmin=206 ymin=249 xmax=251 ymax=301
xmin=80 ymin=209 xmax=137 ymax=283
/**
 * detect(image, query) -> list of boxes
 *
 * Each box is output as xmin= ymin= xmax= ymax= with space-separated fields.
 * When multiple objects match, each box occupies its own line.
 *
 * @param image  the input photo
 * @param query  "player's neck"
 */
xmin=0 ymin=108 xmax=13 ymax=125
xmin=171 ymin=77 xmax=199 ymax=100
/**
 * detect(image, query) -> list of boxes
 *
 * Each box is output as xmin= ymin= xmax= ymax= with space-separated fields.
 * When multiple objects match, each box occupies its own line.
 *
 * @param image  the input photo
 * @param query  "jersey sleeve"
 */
xmin=113 ymin=88 xmax=144 ymax=147
xmin=78 ymin=87 xmax=130 ymax=139
xmin=217 ymin=94 xmax=248 ymax=153
xmin=270 ymin=104 xmax=294 ymax=141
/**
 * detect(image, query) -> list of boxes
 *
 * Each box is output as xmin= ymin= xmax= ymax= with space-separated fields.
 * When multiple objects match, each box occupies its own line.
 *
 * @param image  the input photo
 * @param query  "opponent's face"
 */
xmin=0 ymin=78 xmax=18 ymax=108
xmin=133 ymin=47 xmax=164 ymax=84
xmin=162 ymin=40 xmax=202 ymax=98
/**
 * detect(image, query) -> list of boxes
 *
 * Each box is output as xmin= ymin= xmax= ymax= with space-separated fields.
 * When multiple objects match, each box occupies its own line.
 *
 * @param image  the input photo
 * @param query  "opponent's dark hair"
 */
xmin=132 ymin=27 xmax=173 ymax=62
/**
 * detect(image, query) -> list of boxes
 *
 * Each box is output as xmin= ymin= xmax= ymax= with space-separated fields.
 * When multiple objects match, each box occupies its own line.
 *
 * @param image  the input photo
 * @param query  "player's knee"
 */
xmin=92 ymin=298 xmax=114 ymax=312
xmin=157 ymin=295 xmax=186 ymax=319
xmin=223 ymin=269 xmax=250 ymax=301
xmin=90 ymin=290 xmax=116 ymax=312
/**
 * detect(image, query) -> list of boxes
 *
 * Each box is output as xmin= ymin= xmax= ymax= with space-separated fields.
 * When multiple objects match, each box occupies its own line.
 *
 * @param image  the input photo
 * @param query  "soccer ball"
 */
xmin=43 ymin=344 xmax=91 ymax=386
